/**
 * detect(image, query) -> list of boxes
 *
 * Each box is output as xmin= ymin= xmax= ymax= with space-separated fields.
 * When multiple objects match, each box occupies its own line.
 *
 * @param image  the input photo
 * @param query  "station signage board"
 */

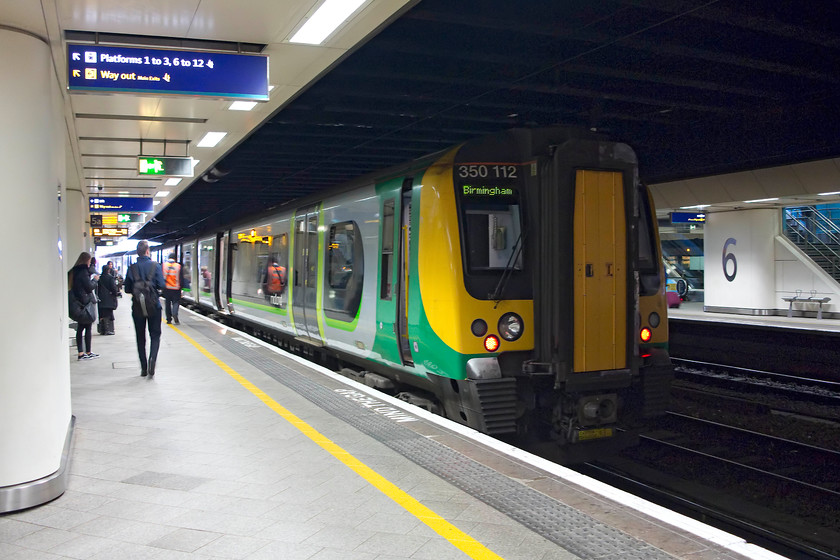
xmin=671 ymin=212 xmax=706 ymax=224
xmin=90 ymin=214 xmax=103 ymax=227
xmin=90 ymin=197 xmax=153 ymax=212
xmin=92 ymin=227 xmax=129 ymax=237
xmin=94 ymin=238 xmax=116 ymax=247
xmin=138 ymin=156 xmax=194 ymax=177
xmin=67 ymin=44 xmax=269 ymax=100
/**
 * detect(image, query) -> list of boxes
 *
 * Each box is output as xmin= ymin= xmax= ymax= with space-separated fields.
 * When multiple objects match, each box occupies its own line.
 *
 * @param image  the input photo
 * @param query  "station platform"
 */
xmin=1 ymin=303 xmax=785 ymax=560
xmin=669 ymin=300 xmax=840 ymax=333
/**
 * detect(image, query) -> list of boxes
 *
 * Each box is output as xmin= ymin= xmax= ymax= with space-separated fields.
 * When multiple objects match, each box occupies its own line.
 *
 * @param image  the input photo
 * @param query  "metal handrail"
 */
xmin=783 ymin=207 xmax=840 ymax=278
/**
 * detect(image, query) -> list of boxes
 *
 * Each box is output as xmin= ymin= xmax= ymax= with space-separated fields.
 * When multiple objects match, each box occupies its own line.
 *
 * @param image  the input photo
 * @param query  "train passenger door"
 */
xmin=573 ymin=169 xmax=627 ymax=373
xmin=292 ymin=207 xmax=321 ymax=340
xmin=396 ymin=180 xmax=414 ymax=365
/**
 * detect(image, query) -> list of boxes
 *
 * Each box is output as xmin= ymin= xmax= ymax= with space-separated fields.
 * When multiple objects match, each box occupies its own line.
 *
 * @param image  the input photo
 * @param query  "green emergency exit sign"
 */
xmin=117 ymin=213 xmax=145 ymax=223
xmin=137 ymin=156 xmax=194 ymax=177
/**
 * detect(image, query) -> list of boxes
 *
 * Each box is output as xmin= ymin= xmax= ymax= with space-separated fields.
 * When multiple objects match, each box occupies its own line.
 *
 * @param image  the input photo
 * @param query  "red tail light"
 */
xmin=640 ymin=327 xmax=652 ymax=343
xmin=484 ymin=335 xmax=500 ymax=352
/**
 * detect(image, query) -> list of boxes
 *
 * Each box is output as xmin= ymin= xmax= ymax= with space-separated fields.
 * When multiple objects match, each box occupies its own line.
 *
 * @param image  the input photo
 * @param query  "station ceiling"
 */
xmin=20 ymin=0 xmax=840 ymax=242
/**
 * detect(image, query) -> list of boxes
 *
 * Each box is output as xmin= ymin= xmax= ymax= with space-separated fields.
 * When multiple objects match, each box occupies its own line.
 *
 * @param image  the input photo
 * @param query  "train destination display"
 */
xmin=67 ymin=44 xmax=269 ymax=100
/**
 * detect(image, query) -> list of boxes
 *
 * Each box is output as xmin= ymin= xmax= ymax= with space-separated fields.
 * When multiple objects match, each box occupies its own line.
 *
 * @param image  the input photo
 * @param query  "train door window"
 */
xmin=325 ymin=221 xmax=363 ymax=321
xmin=181 ymin=242 xmax=194 ymax=291
xmin=380 ymin=199 xmax=395 ymax=300
xmin=294 ymin=218 xmax=305 ymax=289
xmin=198 ymin=238 xmax=215 ymax=295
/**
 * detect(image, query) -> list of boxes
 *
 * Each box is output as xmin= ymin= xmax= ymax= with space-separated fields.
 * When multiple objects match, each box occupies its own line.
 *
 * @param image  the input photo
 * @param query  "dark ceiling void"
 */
xmin=138 ymin=0 xmax=840 ymax=242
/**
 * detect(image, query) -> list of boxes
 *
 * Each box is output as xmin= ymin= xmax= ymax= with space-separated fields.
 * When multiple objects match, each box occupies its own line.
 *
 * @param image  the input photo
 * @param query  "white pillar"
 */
xmin=705 ymin=209 xmax=779 ymax=313
xmin=0 ymin=28 xmax=73 ymax=512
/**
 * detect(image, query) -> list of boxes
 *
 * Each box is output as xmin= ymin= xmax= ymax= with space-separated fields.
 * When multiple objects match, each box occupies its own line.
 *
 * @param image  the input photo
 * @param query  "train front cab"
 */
xmin=415 ymin=130 xmax=671 ymax=461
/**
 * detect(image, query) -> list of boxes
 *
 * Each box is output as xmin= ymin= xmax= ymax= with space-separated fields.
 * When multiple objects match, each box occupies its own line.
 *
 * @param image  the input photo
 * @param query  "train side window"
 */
xmin=638 ymin=189 xmax=661 ymax=294
xmin=325 ymin=221 xmax=364 ymax=321
xmin=380 ymin=199 xmax=395 ymax=300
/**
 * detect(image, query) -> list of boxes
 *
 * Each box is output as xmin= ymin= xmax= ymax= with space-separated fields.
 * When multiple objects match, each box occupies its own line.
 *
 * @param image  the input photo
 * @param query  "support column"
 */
xmin=0 ymin=28 xmax=73 ymax=512
xmin=705 ymin=209 xmax=779 ymax=313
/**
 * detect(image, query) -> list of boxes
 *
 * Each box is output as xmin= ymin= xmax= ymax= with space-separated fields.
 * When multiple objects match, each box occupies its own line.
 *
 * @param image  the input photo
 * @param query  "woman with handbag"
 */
xmin=97 ymin=262 xmax=119 ymax=335
xmin=69 ymin=252 xmax=100 ymax=360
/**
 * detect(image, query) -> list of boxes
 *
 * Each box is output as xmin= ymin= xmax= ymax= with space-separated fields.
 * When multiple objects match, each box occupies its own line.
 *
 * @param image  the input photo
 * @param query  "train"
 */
xmin=137 ymin=127 xmax=673 ymax=462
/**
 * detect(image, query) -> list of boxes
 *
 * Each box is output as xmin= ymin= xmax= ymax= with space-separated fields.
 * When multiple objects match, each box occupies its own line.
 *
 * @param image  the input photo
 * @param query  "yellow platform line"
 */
xmin=170 ymin=324 xmax=505 ymax=560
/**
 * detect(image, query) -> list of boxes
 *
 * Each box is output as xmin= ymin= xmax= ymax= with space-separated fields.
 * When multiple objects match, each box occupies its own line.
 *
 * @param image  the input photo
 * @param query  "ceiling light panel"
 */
xmin=289 ymin=0 xmax=367 ymax=45
xmin=197 ymin=132 xmax=227 ymax=147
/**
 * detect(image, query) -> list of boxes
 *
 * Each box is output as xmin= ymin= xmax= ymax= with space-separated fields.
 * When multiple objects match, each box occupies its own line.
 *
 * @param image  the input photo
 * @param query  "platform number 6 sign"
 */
xmin=722 ymin=237 xmax=737 ymax=282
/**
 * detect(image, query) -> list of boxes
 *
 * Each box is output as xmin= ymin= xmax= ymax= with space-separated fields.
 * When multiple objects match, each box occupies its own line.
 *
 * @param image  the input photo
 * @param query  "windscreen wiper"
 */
xmin=490 ymin=231 xmax=525 ymax=309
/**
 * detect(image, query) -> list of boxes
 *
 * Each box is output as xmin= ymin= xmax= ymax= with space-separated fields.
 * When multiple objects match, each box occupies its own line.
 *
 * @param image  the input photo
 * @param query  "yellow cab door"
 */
xmin=573 ymin=170 xmax=627 ymax=372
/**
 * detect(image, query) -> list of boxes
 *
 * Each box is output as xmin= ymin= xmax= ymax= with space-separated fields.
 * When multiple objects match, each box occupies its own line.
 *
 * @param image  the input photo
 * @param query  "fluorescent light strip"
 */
xmin=679 ymin=204 xmax=710 ymax=209
xmin=744 ymin=197 xmax=779 ymax=203
xmin=229 ymin=101 xmax=257 ymax=111
xmin=289 ymin=0 xmax=367 ymax=45
xmin=818 ymin=191 xmax=840 ymax=196
xmin=197 ymin=132 xmax=227 ymax=148
xmin=155 ymin=191 xmax=170 ymax=198
xmin=164 ymin=178 xmax=182 ymax=186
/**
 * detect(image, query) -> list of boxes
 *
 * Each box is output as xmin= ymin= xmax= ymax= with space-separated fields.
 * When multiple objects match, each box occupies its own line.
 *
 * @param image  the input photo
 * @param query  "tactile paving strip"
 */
xmin=193 ymin=323 xmax=678 ymax=559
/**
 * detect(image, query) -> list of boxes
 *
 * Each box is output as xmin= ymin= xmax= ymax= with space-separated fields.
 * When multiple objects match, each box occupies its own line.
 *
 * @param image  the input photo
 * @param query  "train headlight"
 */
xmin=498 ymin=313 xmax=523 ymax=341
xmin=471 ymin=319 xmax=488 ymax=337
xmin=648 ymin=312 xmax=660 ymax=328
xmin=640 ymin=327 xmax=652 ymax=343
xmin=484 ymin=335 xmax=500 ymax=352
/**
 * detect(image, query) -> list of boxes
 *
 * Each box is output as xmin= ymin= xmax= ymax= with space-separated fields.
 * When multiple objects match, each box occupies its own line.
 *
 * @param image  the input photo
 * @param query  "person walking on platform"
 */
xmin=162 ymin=253 xmax=185 ymax=325
xmin=69 ymin=252 xmax=99 ymax=360
xmin=97 ymin=262 xmax=119 ymax=335
xmin=124 ymin=241 xmax=165 ymax=377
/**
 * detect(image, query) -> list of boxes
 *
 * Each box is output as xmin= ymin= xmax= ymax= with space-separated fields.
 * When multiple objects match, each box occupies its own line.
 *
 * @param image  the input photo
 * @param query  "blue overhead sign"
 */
xmin=67 ymin=44 xmax=269 ymax=100
xmin=671 ymin=212 xmax=706 ymax=223
xmin=90 ymin=197 xmax=154 ymax=213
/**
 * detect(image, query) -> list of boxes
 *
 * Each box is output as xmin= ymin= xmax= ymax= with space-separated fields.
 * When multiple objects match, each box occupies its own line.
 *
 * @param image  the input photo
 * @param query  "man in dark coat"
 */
xmin=97 ymin=262 xmax=119 ymax=335
xmin=124 ymin=241 xmax=165 ymax=377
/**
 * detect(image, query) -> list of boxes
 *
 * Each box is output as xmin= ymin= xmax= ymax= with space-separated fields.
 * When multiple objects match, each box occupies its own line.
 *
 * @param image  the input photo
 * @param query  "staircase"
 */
xmin=783 ymin=206 xmax=840 ymax=282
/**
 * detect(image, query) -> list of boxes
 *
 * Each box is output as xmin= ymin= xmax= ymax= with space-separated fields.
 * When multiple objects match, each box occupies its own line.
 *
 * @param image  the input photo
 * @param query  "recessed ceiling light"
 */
xmin=164 ymin=178 xmax=182 ymax=186
xmin=289 ymin=0 xmax=367 ymax=45
xmin=118 ymin=191 xmax=130 ymax=194
xmin=155 ymin=191 xmax=170 ymax=198
xmin=744 ymin=197 xmax=779 ymax=203
xmin=229 ymin=101 xmax=257 ymax=111
xmin=197 ymin=132 xmax=227 ymax=148
xmin=153 ymin=200 xmax=161 ymax=206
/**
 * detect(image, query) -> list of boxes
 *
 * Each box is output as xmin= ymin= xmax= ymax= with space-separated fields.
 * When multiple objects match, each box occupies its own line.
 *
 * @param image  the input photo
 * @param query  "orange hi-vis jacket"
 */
xmin=267 ymin=264 xmax=286 ymax=293
xmin=164 ymin=261 xmax=181 ymax=290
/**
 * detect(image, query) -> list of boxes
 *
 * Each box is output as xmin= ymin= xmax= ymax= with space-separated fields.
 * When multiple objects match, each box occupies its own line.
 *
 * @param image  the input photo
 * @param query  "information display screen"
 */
xmin=68 ymin=44 xmax=269 ymax=100
xmin=92 ymin=227 xmax=129 ymax=237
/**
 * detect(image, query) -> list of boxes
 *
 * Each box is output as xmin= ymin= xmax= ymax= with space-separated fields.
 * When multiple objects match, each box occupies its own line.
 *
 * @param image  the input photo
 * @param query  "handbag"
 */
xmin=79 ymin=299 xmax=97 ymax=324
xmin=69 ymin=292 xmax=97 ymax=324
xmin=68 ymin=290 xmax=84 ymax=320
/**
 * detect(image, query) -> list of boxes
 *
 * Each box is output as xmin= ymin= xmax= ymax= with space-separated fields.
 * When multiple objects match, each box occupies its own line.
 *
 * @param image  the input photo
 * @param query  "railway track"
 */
xmin=579 ymin=411 xmax=840 ymax=560
xmin=673 ymin=357 xmax=840 ymax=411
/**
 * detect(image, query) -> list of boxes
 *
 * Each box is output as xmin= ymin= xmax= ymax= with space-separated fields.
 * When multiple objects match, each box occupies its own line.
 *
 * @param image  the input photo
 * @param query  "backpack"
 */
xmin=130 ymin=262 xmax=158 ymax=317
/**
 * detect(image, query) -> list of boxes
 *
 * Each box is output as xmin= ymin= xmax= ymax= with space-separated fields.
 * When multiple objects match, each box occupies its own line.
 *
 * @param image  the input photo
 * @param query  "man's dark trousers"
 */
xmin=132 ymin=305 xmax=162 ymax=373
